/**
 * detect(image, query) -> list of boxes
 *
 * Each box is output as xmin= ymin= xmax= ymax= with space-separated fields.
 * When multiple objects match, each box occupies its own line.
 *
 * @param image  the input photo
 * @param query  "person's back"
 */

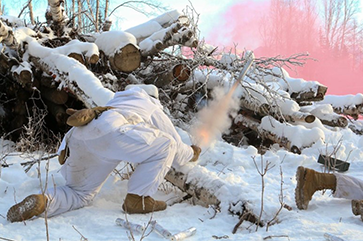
xmin=106 ymin=87 xmax=162 ymax=124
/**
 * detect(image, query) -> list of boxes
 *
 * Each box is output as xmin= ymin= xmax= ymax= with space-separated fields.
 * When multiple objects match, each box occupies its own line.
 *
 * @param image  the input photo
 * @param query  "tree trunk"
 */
xmin=77 ymin=0 xmax=82 ymax=30
xmin=28 ymin=0 xmax=35 ymax=25
xmin=72 ymin=0 xmax=75 ymax=27
xmin=102 ymin=19 xmax=112 ymax=32
xmin=104 ymin=0 xmax=109 ymax=20
xmin=48 ymin=0 xmax=64 ymax=23
xmin=95 ymin=0 xmax=99 ymax=32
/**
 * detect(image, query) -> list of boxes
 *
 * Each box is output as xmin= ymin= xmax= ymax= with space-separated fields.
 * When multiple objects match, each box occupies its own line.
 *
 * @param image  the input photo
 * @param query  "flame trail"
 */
xmin=191 ymin=53 xmax=254 ymax=148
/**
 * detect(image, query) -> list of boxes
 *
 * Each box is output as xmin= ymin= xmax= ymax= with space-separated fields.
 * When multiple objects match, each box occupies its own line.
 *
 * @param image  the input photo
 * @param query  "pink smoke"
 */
xmin=206 ymin=0 xmax=363 ymax=95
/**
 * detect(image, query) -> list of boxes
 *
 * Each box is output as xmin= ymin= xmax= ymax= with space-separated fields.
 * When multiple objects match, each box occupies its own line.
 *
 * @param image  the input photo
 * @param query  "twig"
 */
xmin=1 ymin=154 xmax=58 ymax=169
xmin=252 ymin=155 xmax=275 ymax=231
xmin=266 ymin=166 xmax=285 ymax=231
xmin=0 ymin=237 xmax=17 ymax=241
xmin=263 ymin=235 xmax=290 ymax=240
xmin=72 ymin=225 xmax=88 ymax=241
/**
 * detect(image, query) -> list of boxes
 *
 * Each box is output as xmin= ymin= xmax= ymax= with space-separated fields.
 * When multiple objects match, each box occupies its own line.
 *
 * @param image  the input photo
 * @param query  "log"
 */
xmin=0 ymin=51 xmax=17 ymax=74
xmin=348 ymin=123 xmax=363 ymax=135
xmin=165 ymin=167 xmax=263 ymax=227
xmin=173 ymin=64 xmax=191 ymax=82
xmin=30 ymin=56 xmax=96 ymax=108
xmin=44 ymin=99 xmax=68 ymax=126
xmin=283 ymin=111 xmax=316 ymax=124
xmin=12 ymin=100 xmax=27 ymax=115
xmin=240 ymin=100 xmax=269 ymax=116
xmin=290 ymin=85 xmax=327 ymax=103
xmin=68 ymin=53 xmax=85 ymax=65
xmin=300 ymin=104 xmax=348 ymax=128
xmin=87 ymin=54 xmax=99 ymax=64
xmin=109 ymin=44 xmax=141 ymax=73
xmin=239 ymin=97 xmax=315 ymax=124
xmin=234 ymin=114 xmax=302 ymax=154
xmin=139 ymin=23 xmax=197 ymax=57
xmin=40 ymin=86 xmax=69 ymax=105
xmin=11 ymin=63 xmax=33 ymax=89
xmin=331 ymin=105 xmax=363 ymax=121
xmin=145 ymin=64 xmax=191 ymax=87
xmin=320 ymin=116 xmax=348 ymax=128
xmin=40 ymin=75 xmax=57 ymax=88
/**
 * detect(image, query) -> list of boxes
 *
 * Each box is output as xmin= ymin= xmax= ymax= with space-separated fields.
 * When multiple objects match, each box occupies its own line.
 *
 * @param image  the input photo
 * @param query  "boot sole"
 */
xmin=7 ymin=195 xmax=44 ymax=222
xmin=295 ymin=166 xmax=307 ymax=210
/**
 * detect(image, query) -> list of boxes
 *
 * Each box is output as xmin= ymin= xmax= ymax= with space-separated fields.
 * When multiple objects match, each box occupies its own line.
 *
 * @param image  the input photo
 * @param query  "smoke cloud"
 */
xmin=191 ymin=86 xmax=239 ymax=148
xmin=205 ymin=0 xmax=363 ymax=95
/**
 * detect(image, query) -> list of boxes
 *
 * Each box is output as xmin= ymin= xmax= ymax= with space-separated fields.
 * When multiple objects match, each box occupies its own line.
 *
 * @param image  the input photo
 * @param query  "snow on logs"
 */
xmin=95 ymin=31 xmax=141 ymax=73
xmin=56 ymin=39 xmax=100 ymax=65
xmin=263 ymin=67 xmax=328 ymax=103
xmin=126 ymin=10 xmax=198 ymax=56
xmin=320 ymin=94 xmax=363 ymax=120
xmin=11 ymin=62 xmax=33 ymax=89
xmin=165 ymin=165 xmax=263 ymax=227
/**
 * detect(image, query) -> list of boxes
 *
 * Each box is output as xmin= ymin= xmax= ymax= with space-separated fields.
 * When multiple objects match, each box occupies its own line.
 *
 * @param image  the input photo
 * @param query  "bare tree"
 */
xmin=28 ymin=0 xmax=35 ymax=25
xmin=95 ymin=0 xmax=99 ymax=31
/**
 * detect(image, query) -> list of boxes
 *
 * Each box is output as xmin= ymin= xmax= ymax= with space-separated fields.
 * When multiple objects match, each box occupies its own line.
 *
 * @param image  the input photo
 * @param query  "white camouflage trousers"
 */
xmin=333 ymin=173 xmax=363 ymax=200
xmin=44 ymin=123 xmax=179 ymax=217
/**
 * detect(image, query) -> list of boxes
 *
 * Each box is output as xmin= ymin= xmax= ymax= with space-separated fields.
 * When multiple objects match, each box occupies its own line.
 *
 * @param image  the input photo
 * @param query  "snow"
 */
xmin=321 ymin=94 xmax=363 ymax=109
xmin=126 ymin=10 xmax=182 ymax=40
xmin=260 ymin=116 xmax=325 ymax=149
xmin=55 ymin=39 xmax=99 ymax=59
xmin=95 ymin=31 xmax=138 ymax=56
xmin=1 ymin=122 xmax=363 ymax=240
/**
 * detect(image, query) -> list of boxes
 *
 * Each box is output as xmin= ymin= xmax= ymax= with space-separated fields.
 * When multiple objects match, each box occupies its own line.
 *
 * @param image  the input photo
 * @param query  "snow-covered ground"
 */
xmin=1 ymin=122 xmax=363 ymax=241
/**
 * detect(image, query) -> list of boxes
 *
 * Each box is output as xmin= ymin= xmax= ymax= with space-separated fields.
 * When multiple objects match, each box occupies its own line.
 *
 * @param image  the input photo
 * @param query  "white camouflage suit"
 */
xmin=45 ymin=87 xmax=194 ymax=217
xmin=333 ymin=173 xmax=363 ymax=200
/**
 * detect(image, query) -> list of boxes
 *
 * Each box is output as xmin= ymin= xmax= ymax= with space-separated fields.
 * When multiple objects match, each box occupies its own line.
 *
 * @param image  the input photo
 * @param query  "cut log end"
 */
xmin=173 ymin=64 xmax=191 ymax=82
xmin=87 ymin=54 xmax=99 ymax=64
xmin=68 ymin=53 xmax=85 ymax=65
xmin=110 ymin=44 xmax=141 ymax=73
xmin=336 ymin=116 xmax=348 ymax=128
xmin=304 ymin=115 xmax=316 ymax=123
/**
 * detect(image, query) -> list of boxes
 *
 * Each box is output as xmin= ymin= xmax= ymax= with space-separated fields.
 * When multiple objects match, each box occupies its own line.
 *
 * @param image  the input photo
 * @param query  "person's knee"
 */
xmin=70 ymin=190 xmax=97 ymax=208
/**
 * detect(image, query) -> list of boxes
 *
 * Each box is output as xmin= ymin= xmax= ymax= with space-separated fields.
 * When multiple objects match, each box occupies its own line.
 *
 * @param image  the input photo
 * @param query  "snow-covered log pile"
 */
xmin=0 ymin=3 xmax=361 ymax=150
